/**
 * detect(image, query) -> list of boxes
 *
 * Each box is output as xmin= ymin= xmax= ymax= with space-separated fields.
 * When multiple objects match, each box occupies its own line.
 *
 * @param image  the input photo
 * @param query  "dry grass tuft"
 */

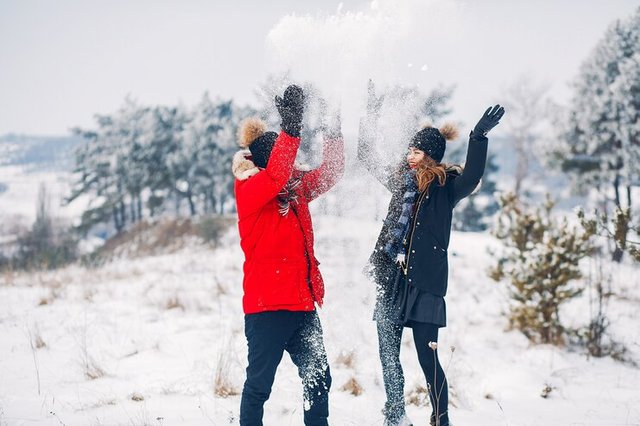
xmin=1 ymin=268 xmax=15 ymax=286
xmin=38 ymin=288 xmax=62 ymax=306
xmin=214 ymin=276 xmax=228 ymax=296
xmin=540 ymin=383 xmax=553 ymax=398
xmin=83 ymin=286 xmax=97 ymax=303
xmin=339 ymin=377 xmax=364 ymax=396
xmin=84 ymin=358 xmax=106 ymax=380
xmin=79 ymin=327 xmax=106 ymax=380
xmin=165 ymin=295 xmax=185 ymax=311
xmin=335 ymin=349 xmax=357 ymax=369
xmin=36 ymin=275 xmax=65 ymax=306
xmin=214 ymin=351 xmax=240 ymax=398
xmin=32 ymin=326 xmax=46 ymax=349
xmin=406 ymin=384 xmax=430 ymax=407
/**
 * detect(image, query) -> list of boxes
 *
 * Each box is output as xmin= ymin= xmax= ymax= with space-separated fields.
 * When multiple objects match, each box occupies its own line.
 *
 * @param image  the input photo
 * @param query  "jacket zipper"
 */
xmin=402 ymin=191 xmax=428 ymax=275
xmin=290 ymin=205 xmax=317 ymax=302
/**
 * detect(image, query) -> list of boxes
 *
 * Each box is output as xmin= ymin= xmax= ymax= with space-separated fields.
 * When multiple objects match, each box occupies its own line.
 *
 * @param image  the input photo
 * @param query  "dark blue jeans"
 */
xmin=240 ymin=310 xmax=332 ymax=426
xmin=377 ymin=318 xmax=449 ymax=426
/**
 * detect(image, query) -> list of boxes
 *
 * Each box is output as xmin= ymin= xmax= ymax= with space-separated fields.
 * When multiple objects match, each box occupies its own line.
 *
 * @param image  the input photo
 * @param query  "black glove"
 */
xmin=473 ymin=104 xmax=505 ymax=137
xmin=275 ymin=85 xmax=304 ymax=137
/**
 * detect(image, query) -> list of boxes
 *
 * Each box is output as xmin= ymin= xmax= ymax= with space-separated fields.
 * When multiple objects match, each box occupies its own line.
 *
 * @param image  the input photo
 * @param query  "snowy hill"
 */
xmin=0 ymin=134 xmax=85 ymax=239
xmin=0 ymin=134 xmax=82 ymax=170
xmin=0 ymin=216 xmax=638 ymax=425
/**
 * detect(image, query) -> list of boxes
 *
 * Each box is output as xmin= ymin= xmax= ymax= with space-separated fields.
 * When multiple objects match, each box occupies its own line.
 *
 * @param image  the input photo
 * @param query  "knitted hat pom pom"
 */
xmin=438 ymin=122 xmax=459 ymax=141
xmin=238 ymin=118 xmax=267 ymax=148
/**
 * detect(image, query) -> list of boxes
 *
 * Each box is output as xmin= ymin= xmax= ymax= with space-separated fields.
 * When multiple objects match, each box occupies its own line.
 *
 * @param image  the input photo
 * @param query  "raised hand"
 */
xmin=366 ymin=79 xmax=385 ymax=117
xmin=326 ymin=108 xmax=342 ymax=139
xmin=473 ymin=104 xmax=505 ymax=137
xmin=275 ymin=84 xmax=305 ymax=137
xmin=315 ymin=94 xmax=341 ymax=139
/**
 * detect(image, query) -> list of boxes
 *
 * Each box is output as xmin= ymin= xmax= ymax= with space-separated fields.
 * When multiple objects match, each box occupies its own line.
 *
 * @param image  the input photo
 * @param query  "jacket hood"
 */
xmin=445 ymin=164 xmax=463 ymax=176
xmin=232 ymin=149 xmax=311 ymax=181
xmin=232 ymin=150 xmax=260 ymax=181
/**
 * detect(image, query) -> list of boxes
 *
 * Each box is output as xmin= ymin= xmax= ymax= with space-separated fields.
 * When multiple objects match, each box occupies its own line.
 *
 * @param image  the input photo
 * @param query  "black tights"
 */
xmin=377 ymin=320 xmax=449 ymax=425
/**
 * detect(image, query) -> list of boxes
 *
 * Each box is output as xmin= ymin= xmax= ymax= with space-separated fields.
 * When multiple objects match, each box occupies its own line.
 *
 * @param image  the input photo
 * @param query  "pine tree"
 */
xmin=188 ymin=95 xmax=251 ymax=214
xmin=68 ymin=93 xmax=253 ymax=235
xmin=490 ymin=193 xmax=597 ymax=345
xmin=69 ymin=112 xmax=125 ymax=233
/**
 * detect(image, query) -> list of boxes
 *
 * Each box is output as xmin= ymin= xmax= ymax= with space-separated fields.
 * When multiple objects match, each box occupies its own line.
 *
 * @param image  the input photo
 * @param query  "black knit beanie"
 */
xmin=410 ymin=127 xmax=446 ymax=163
xmin=249 ymin=131 xmax=278 ymax=168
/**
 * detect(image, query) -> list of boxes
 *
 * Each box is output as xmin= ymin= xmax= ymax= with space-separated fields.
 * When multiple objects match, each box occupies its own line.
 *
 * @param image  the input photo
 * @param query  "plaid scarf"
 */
xmin=384 ymin=170 xmax=418 ymax=262
xmin=277 ymin=175 xmax=302 ymax=216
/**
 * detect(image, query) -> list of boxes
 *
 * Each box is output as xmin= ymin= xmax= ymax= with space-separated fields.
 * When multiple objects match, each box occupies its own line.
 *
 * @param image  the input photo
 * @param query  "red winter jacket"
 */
xmin=233 ymin=131 xmax=344 ymax=314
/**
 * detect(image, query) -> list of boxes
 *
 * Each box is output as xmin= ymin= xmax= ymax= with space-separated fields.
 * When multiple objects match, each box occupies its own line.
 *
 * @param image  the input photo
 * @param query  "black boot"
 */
xmin=430 ymin=411 xmax=450 ymax=426
xmin=382 ymin=402 xmax=413 ymax=426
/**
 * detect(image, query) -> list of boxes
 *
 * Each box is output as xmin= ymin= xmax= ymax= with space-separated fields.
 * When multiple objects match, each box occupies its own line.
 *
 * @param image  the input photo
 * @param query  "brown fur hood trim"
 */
xmin=232 ymin=149 xmax=311 ymax=181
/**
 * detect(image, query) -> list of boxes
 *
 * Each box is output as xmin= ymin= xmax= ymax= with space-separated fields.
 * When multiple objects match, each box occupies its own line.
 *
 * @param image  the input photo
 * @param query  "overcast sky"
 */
xmin=0 ymin=0 xmax=638 ymax=136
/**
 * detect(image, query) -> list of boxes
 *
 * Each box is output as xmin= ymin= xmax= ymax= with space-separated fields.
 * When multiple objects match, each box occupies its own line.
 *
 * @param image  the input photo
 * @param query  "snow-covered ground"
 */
xmin=0 ymin=215 xmax=638 ymax=425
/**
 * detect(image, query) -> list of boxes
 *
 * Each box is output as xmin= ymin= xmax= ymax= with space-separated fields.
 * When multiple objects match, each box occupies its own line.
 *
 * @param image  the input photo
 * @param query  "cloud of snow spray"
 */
xmin=266 ymin=0 xmax=465 ymax=140
xmin=264 ymin=0 xmax=467 ymax=218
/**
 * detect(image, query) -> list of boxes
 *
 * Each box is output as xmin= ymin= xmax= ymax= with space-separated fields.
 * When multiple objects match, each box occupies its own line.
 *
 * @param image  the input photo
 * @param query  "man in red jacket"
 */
xmin=232 ymin=85 xmax=344 ymax=426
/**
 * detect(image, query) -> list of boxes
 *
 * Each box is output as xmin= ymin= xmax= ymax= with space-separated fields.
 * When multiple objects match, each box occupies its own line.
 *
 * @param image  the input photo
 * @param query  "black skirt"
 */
xmin=372 ymin=261 xmax=446 ymax=327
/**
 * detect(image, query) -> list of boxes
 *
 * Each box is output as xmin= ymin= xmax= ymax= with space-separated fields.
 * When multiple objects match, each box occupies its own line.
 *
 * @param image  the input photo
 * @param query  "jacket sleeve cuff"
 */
xmin=279 ymin=130 xmax=301 ymax=143
xmin=469 ymin=130 xmax=489 ymax=143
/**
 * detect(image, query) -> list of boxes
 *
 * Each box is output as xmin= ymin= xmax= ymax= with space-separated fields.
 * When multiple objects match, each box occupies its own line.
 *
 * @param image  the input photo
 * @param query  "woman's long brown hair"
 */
xmin=415 ymin=156 xmax=448 ymax=193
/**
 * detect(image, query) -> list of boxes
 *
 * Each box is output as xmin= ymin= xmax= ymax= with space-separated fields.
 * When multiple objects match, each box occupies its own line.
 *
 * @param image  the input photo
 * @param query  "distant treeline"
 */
xmin=67 ymin=94 xmax=255 ymax=234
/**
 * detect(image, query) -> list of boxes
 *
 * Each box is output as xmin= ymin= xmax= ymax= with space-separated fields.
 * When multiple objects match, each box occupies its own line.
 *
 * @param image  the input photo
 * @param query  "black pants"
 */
xmin=377 ymin=318 xmax=449 ymax=426
xmin=240 ymin=310 xmax=332 ymax=426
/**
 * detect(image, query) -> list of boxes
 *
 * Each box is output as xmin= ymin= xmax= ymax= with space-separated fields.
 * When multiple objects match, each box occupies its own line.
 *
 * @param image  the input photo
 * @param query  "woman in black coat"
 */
xmin=358 ymin=82 xmax=505 ymax=426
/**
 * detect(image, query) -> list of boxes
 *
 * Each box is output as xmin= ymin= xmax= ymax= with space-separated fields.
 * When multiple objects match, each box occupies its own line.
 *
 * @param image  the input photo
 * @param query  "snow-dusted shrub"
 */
xmin=578 ymin=207 xmax=640 ymax=263
xmin=9 ymin=185 xmax=78 ymax=271
xmin=489 ymin=193 xmax=596 ymax=345
xmin=197 ymin=215 xmax=234 ymax=246
xmin=570 ymin=208 xmax=637 ymax=362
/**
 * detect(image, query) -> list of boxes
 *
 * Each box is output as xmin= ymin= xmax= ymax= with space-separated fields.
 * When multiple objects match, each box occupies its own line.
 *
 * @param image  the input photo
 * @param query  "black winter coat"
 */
xmin=359 ymin=128 xmax=488 ymax=298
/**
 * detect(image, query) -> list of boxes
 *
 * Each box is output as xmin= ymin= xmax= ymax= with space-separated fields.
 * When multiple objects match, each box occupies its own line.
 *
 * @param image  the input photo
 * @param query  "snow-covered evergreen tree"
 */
xmin=69 ymin=111 xmax=126 ymax=233
xmin=187 ymin=95 xmax=253 ymax=214
xmin=557 ymin=8 xmax=640 ymax=210
xmin=68 ymin=94 xmax=253 ymax=235
xmin=552 ymin=7 xmax=640 ymax=262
